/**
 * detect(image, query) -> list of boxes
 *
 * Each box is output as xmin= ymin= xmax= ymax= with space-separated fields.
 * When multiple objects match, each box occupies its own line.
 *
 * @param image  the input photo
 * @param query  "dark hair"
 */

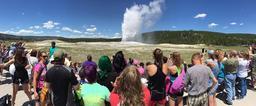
xmin=30 ymin=49 xmax=38 ymax=57
xmin=14 ymin=47 xmax=27 ymax=65
xmin=83 ymin=65 xmax=97 ymax=84
xmin=146 ymin=62 xmax=153 ymax=66
xmin=51 ymin=41 xmax=56 ymax=45
xmin=87 ymin=55 xmax=92 ymax=61
xmin=128 ymin=58 xmax=134 ymax=65
xmin=171 ymin=52 xmax=182 ymax=68
xmin=112 ymin=51 xmax=127 ymax=74
xmin=153 ymin=48 xmax=163 ymax=68
xmin=139 ymin=62 xmax=144 ymax=68
xmin=163 ymin=56 xmax=168 ymax=63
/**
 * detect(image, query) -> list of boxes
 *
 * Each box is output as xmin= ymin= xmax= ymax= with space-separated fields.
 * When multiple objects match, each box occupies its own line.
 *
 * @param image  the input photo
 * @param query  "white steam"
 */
xmin=122 ymin=0 xmax=165 ymax=41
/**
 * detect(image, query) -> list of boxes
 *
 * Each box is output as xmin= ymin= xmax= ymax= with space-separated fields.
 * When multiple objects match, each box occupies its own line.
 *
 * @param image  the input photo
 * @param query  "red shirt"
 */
xmin=110 ymin=86 xmax=151 ymax=106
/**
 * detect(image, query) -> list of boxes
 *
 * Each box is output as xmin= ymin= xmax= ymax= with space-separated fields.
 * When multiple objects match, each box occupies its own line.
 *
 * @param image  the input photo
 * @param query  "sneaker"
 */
xmin=237 ymin=96 xmax=244 ymax=100
xmin=226 ymin=101 xmax=233 ymax=105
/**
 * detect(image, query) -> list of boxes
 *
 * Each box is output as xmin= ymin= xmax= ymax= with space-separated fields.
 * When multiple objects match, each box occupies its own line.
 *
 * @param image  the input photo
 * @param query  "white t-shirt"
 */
xmin=9 ymin=64 xmax=15 ymax=75
xmin=27 ymin=56 xmax=38 ymax=75
xmin=237 ymin=58 xmax=250 ymax=78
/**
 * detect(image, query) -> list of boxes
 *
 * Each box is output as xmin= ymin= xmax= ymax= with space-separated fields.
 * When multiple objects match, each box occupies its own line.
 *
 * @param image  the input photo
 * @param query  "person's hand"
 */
xmin=34 ymin=92 xmax=39 ymax=100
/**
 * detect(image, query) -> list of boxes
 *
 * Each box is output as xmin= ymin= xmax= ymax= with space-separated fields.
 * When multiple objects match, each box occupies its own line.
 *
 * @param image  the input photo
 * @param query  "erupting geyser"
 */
xmin=121 ymin=0 xmax=165 ymax=42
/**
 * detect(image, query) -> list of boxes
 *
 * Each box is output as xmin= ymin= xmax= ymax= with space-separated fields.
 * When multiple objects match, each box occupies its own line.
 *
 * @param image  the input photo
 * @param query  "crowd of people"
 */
xmin=1 ymin=41 xmax=256 ymax=106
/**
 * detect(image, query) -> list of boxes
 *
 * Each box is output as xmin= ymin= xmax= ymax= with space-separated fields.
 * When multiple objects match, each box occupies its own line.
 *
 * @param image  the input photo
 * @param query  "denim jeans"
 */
xmin=225 ymin=73 xmax=236 ymax=102
xmin=238 ymin=77 xmax=247 ymax=97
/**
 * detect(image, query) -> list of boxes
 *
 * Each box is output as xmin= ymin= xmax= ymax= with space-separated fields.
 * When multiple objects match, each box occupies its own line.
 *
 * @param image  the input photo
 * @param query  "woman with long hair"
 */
xmin=97 ymin=55 xmax=118 ymax=91
xmin=146 ymin=48 xmax=168 ymax=106
xmin=112 ymin=51 xmax=127 ymax=74
xmin=11 ymin=47 xmax=32 ymax=106
xmin=33 ymin=51 xmax=48 ymax=106
xmin=110 ymin=66 xmax=150 ymax=106
xmin=168 ymin=52 xmax=184 ymax=106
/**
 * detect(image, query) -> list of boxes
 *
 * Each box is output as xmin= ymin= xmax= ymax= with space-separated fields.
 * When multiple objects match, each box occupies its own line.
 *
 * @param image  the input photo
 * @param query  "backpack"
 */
xmin=167 ymin=66 xmax=185 ymax=94
xmin=0 ymin=94 xmax=11 ymax=106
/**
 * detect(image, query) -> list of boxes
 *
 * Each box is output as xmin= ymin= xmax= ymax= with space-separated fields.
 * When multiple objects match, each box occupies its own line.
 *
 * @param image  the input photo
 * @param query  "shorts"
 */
xmin=12 ymin=71 xmax=29 ymax=84
xmin=188 ymin=92 xmax=208 ymax=106
xmin=169 ymin=91 xmax=184 ymax=100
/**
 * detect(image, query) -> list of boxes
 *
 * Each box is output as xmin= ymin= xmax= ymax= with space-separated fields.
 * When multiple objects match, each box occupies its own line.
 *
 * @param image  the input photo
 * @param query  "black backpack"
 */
xmin=0 ymin=94 xmax=11 ymax=106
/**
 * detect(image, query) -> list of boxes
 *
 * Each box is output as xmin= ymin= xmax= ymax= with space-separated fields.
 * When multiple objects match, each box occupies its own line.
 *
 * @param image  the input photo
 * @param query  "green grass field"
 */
xmin=22 ymin=40 xmax=247 ymax=64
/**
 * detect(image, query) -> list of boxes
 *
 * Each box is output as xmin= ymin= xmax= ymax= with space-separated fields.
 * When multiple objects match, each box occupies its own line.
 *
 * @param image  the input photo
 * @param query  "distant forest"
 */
xmin=141 ymin=31 xmax=256 ymax=45
xmin=1 ymin=30 xmax=256 ymax=46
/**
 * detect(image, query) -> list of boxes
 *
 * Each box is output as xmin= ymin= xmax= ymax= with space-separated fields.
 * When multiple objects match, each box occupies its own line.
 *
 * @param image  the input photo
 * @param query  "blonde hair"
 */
xmin=116 ymin=66 xmax=144 ymax=106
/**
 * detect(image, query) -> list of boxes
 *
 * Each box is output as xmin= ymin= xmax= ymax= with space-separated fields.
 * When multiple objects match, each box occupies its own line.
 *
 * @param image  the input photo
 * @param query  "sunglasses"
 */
xmin=42 ymin=55 xmax=48 ymax=58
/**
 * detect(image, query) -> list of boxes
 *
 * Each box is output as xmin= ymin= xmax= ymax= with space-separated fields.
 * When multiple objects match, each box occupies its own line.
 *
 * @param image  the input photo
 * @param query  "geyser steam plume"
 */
xmin=122 ymin=0 xmax=165 ymax=41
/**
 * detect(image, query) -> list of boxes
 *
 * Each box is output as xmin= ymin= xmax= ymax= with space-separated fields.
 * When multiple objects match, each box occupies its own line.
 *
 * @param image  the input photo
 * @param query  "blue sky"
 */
xmin=0 ymin=0 xmax=255 ymax=38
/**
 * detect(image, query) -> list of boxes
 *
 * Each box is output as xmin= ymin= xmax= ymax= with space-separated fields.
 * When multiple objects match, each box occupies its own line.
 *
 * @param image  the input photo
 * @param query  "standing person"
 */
xmin=236 ymin=52 xmax=250 ymax=99
xmin=76 ymin=61 xmax=110 ymax=106
xmin=33 ymin=51 xmax=48 ymax=106
xmin=249 ymin=45 xmax=256 ymax=89
xmin=97 ymin=55 xmax=118 ymax=91
xmin=185 ymin=52 xmax=217 ymax=106
xmin=110 ymin=66 xmax=151 ymax=106
xmin=222 ymin=50 xmax=239 ymax=105
xmin=168 ymin=52 xmax=185 ymax=106
xmin=49 ymin=41 xmax=57 ymax=61
xmin=215 ymin=49 xmax=225 ymax=92
xmin=112 ymin=51 xmax=127 ymax=74
xmin=27 ymin=49 xmax=38 ymax=93
xmin=205 ymin=50 xmax=219 ymax=106
xmin=11 ymin=47 xmax=32 ymax=106
xmin=82 ymin=55 xmax=97 ymax=69
xmin=45 ymin=50 xmax=79 ymax=106
xmin=146 ymin=48 xmax=168 ymax=106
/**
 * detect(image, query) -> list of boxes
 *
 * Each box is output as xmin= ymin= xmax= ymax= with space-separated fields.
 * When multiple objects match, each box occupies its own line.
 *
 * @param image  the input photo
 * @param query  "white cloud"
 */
xmin=55 ymin=31 xmax=60 ymax=33
xmin=208 ymin=23 xmax=218 ymax=28
xmin=34 ymin=26 xmax=40 ymax=29
xmin=43 ymin=20 xmax=59 ymax=29
xmin=194 ymin=13 xmax=207 ymax=19
xmin=240 ymin=23 xmax=244 ymax=26
xmin=16 ymin=29 xmax=43 ymax=35
xmin=73 ymin=30 xmax=82 ymax=34
xmin=62 ymin=27 xmax=73 ymax=32
xmin=62 ymin=27 xmax=82 ymax=34
xmin=84 ymin=31 xmax=94 ymax=35
xmin=29 ymin=25 xmax=40 ymax=29
xmin=86 ymin=26 xmax=97 ymax=32
xmin=1 ymin=29 xmax=43 ymax=35
xmin=115 ymin=33 xmax=120 ymax=36
xmin=230 ymin=22 xmax=237 ymax=25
